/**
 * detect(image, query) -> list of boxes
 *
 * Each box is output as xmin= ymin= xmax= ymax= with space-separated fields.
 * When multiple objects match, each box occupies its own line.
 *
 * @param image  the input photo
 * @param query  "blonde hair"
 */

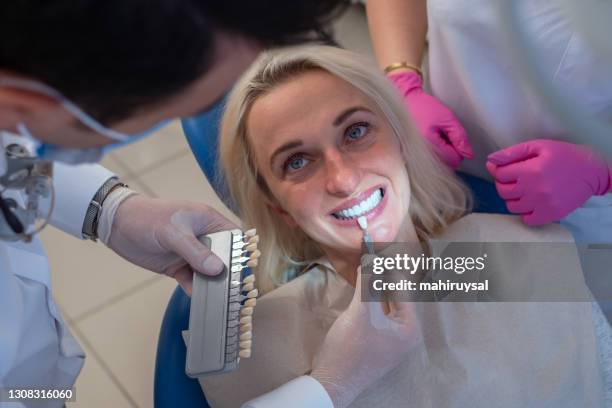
xmin=219 ymin=46 xmax=470 ymax=293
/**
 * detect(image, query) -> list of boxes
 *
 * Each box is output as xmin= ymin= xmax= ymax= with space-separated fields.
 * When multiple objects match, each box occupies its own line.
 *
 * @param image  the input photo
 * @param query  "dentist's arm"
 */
xmin=366 ymin=0 xmax=473 ymax=168
xmin=49 ymin=162 xmax=116 ymax=237
xmin=49 ymin=163 xmax=235 ymax=293
xmin=243 ymin=268 xmax=421 ymax=408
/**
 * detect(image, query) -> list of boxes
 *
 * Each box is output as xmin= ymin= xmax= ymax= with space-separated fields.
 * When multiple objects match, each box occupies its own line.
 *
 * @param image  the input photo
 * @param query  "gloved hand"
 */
xmin=311 ymin=267 xmax=421 ymax=408
xmin=486 ymin=139 xmax=611 ymax=226
xmin=388 ymin=71 xmax=473 ymax=168
xmin=99 ymin=190 xmax=238 ymax=295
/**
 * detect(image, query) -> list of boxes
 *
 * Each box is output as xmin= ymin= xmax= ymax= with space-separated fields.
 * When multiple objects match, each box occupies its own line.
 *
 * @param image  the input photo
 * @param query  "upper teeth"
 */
xmin=334 ymin=189 xmax=382 ymax=220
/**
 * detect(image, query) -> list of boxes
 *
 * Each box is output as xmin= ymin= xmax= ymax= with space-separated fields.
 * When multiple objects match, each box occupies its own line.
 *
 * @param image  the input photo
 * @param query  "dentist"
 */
xmin=1 ymin=1 xmax=414 ymax=407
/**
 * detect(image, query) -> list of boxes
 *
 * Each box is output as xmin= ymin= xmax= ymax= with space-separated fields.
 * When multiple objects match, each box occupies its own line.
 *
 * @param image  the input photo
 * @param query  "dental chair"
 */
xmin=154 ymin=99 xmax=508 ymax=408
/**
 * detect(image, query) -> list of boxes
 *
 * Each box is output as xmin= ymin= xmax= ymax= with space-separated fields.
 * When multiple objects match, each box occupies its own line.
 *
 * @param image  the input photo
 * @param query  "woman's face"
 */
xmin=247 ymin=70 xmax=412 ymax=253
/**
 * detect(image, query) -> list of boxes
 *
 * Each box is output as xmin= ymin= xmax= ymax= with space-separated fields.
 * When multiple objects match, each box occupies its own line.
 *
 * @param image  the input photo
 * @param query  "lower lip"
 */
xmin=329 ymin=189 xmax=388 ymax=227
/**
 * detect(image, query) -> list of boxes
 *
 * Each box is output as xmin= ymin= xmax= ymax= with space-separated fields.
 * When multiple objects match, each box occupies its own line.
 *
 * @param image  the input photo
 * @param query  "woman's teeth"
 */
xmin=333 ymin=188 xmax=383 ymax=220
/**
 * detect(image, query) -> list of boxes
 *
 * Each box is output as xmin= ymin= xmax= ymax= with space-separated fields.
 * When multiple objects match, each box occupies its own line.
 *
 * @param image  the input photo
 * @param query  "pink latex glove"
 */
xmin=389 ymin=71 xmax=473 ymax=168
xmin=486 ymin=139 xmax=611 ymax=226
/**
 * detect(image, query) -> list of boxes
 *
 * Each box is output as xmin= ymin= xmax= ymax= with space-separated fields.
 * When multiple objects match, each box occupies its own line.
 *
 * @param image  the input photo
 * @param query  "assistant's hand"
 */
xmin=101 ymin=192 xmax=237 ymax=295
xmin=389 ymin=71 xmax=473 ymax=168
xmin=487 ymin=139 xmax=611 ymax=225
xmin=311 ymin=267 xmax=421 ymax=408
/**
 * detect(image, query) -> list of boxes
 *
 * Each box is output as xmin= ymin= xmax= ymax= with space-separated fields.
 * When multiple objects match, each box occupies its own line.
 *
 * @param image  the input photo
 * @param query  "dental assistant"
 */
xmin=366 ymin=0 xmax=612 ymax=242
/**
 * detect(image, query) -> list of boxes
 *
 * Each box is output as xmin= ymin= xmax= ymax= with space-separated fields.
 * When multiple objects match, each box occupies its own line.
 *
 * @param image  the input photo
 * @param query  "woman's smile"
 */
xmin=329 ymin=186 xmax=388 ymax=227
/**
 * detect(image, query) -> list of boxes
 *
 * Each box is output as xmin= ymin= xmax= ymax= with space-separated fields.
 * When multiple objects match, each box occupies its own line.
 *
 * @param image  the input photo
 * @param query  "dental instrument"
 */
xmin=357 ymin=216 xmax=375 ymax=254
xmin=185 ymin=228 xmax=260 ymax=377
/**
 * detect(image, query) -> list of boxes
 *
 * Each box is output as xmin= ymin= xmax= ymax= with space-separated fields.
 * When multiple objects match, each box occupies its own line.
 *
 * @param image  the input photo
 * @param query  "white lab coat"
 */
xmin=0 ymin=131 xmax=115 ymax=407
xmin=426 ymin=0 xmax=612 ymax=242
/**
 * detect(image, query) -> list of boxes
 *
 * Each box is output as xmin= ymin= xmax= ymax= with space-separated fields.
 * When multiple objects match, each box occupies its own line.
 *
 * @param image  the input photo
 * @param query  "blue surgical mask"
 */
xmin=1 ymin=78 xmax=170 ymax=164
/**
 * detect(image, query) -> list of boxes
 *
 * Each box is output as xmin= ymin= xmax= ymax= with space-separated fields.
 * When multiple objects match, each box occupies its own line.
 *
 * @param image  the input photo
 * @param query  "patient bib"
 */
xmin=200 ymin=214 xmax=606 ymax=407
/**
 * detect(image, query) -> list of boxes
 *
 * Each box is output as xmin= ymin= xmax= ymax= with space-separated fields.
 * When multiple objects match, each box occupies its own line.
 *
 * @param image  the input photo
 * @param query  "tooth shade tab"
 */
xmin=357 ymin=216 xmax=368 ymax=230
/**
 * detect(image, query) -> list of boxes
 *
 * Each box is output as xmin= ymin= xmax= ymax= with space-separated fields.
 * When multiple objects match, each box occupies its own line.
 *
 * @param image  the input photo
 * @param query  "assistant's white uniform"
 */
xmin=426 ymin=0 xmax=612 ymax=242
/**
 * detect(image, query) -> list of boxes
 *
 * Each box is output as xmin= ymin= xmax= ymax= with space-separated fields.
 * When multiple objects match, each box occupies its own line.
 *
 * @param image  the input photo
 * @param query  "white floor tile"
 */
xmin=112 ymin=121 xmax=190 ymax=176
xmin=42 ymin=180 xmax=160 ymax=322
xmin=75 ymin=277 xmax=179 ymax=408
xmin=67 ymin=325 xmax=135 ymax=408
xmin=136 ymin=153 xmax=239 ymax=224
xmin=99 ymin=153 xmax=130 ymax=176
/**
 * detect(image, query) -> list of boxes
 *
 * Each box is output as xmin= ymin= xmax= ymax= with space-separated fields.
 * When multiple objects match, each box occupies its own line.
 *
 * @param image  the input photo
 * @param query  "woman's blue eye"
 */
xmin=285 ymin=155 xmax=308 ymax=172
xmin=346 ymin=123 xmax=370 ymax=141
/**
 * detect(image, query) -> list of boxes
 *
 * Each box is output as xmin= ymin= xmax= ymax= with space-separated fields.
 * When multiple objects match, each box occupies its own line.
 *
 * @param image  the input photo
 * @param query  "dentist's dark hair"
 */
xmin=0 ymin=0 xmax=347 ymax=124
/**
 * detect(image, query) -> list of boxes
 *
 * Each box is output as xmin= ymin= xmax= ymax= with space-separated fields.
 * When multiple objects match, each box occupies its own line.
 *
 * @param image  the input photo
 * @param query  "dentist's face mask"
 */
xmin=0 ymin=78 xmax=170 ymax=164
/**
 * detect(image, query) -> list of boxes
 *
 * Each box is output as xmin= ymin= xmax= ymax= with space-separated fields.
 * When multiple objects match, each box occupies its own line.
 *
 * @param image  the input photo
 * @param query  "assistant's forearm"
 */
xmin=366 ymin=0 xmax=428 ymax=70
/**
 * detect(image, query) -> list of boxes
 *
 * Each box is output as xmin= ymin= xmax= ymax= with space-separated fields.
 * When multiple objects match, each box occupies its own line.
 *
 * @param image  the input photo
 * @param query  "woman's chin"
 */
xmin=370 ymin=224 xmax=398 ymax=243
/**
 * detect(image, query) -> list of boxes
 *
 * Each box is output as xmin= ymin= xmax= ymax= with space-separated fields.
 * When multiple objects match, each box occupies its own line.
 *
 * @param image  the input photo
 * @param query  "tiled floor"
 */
xmin=42 ymin=5 xmax=372 ymax=407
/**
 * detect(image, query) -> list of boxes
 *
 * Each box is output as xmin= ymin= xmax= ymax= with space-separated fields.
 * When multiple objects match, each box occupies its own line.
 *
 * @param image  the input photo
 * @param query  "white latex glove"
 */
xmin=99 ymin=189 xmax=237 ymax=295
xmin=311 ymin=267 xmax=421 ymax=407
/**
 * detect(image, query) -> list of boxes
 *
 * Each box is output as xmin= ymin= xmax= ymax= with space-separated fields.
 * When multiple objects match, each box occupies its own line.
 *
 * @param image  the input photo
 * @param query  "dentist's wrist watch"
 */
xmin=82 ymin=177 xmax=127 ymax=241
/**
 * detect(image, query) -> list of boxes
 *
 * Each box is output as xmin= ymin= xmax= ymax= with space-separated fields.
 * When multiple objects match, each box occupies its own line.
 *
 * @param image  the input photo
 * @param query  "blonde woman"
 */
xmin=199 ymin=46 xmax=612 ymax=407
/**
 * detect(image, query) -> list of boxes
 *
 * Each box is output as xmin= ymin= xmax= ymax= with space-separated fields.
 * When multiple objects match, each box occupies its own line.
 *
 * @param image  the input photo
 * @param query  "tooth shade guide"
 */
xmin=186 ymin=228 xmax=260 ymax=377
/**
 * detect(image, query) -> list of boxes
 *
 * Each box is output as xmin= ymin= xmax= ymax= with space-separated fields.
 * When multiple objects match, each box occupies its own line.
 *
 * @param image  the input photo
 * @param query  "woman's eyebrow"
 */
xmin=270 ymin=140 xmax=303 ymax=168
xmin=333 ymin=106 xmax=373 ymax=126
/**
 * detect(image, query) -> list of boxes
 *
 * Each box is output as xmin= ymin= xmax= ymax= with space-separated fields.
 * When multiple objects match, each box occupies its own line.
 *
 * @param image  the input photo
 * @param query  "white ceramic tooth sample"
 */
xmin=250 ymin=249 xmax=261 ymax=259
xmin=239 ymin=349 xmax=252 ymax=358
xmin=240 ymin=316 xmax=252 ymax=324
xmin=246 ymin=243 xmax=258 ymax=252
xmin=247 ymin=289 xmax=259 ymax=298
xmin=241 ymin=323 xmax=252 ymax=332
xmin=247 ymin=235 xmax=259 ymax=244
xmin=243 ymin=275 xmax=255 ymax=284
xmin=245 ymin=298 xmax=257 ymax=307
xmin=247 ymin=259 xmax=259 ymax=268
xmin=240 ymin=331 xmax=252 ymax=340
xmin=357 ymin=216 xmax=368 ymax=230
xmin=241 ymin=307 xmax=254 ymax=316
xmin=245 ymin=229 xmax=257 ymax=237
xmin=242 ymin=282 xmax=254 ymax=292
xmin=240 ymin=340 xmax=252 ymax=348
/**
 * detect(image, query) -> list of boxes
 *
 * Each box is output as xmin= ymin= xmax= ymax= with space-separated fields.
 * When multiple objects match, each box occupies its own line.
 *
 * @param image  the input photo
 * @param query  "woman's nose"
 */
xmin=323 ymin=150 xmax=360 ymax=196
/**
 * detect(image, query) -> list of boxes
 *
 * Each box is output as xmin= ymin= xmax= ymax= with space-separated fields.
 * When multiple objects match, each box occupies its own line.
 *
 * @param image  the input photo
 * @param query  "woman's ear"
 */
xmin=265 ymin=199 xmax=298 ymax=228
